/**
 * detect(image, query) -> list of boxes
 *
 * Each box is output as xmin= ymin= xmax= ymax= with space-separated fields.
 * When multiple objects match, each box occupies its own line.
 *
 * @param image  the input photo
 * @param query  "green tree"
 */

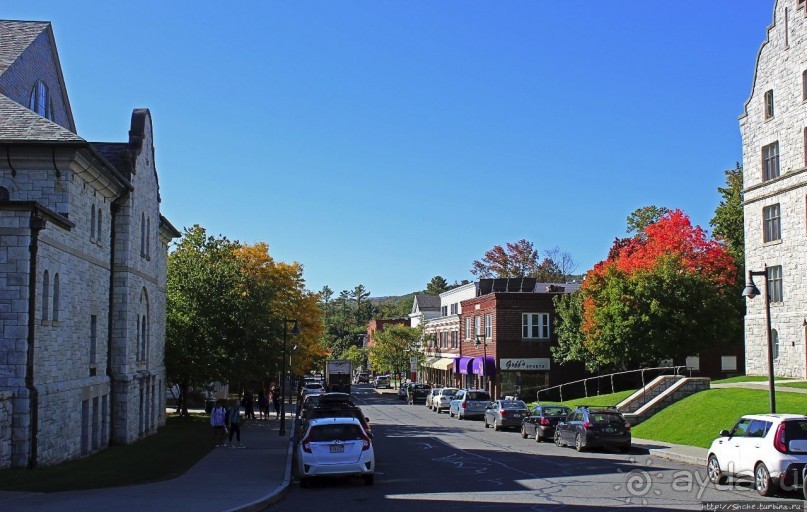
xmin=342 ymin=344 xmax=367 ymax=370
xmin=710 ymin=163 xmax=744 ymax=273
xmin=368 ymin=324 xmax=422 ymax=379
xmin=626 ymin=205 xmax=670 ymax=236
xmin=426 ymin=275 xmax=449 ymax=295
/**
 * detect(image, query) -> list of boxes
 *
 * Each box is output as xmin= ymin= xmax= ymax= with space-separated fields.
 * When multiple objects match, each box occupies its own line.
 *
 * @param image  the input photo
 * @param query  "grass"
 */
xmin=631 ymin=388 xmax=807 ymax=448
xmin=776 ymin=381 xmax=807 ymax=389
xmin=530 ymin=388 xmax=638 ymax=409
xmin=710 ymin=375 xmax=792 ymax=384
xmin=0 ymin=414 xmax=212 ymax=492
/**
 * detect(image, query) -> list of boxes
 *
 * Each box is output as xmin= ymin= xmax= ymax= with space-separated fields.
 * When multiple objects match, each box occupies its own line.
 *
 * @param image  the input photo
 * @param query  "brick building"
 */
xmin=0 ymin=20 xmax=179 ymax=468
xmin=420 ymin=283 xmax=475 ymax=386
xmin=457 ymin=279 xmax=585 ymax=400
xmin=740 ymin=0 xmax=807 ymax=378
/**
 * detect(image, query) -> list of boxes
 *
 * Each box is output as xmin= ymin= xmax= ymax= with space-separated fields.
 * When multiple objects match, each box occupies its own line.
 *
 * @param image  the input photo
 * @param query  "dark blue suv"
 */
xmin=555 ymin=406 xmax=631 ymax=453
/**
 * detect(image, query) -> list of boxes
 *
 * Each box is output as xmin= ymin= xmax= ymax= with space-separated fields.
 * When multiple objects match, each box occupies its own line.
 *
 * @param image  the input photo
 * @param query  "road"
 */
xmin=272 ymin=384 xmax=805 ymax=511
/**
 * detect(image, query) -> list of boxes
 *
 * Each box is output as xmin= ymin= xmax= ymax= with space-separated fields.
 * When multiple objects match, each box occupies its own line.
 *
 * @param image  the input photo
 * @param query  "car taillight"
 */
xmin=359 ymin=432 xmax=371 ymax=451
xmin=302 ymin=436 xmax=312 ymax=453
xmin=774 ymin=423 xmax=788 ymax=453
xmin=625 ymin=422 xmax=631 ymax=431
xmin=462 ymin=402 xmax=467 ymax=408
xmin=540 ymin=418 xmax=550 ymax=426
xmin=582 ymin=422 xmax=592 ymax=429
xmin=500 ymin=410 xmax=508 ymax=417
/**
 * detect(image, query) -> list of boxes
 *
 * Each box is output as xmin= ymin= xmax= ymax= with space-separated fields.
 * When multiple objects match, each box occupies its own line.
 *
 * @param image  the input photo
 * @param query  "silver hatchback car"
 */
xmin=449 ymin=389 xmax=491 ymax=420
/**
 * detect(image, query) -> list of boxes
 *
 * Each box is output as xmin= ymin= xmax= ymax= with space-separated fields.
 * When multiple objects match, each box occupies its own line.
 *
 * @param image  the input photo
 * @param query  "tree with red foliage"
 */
xmin=553 ymin=210 xmax=738 ymax=371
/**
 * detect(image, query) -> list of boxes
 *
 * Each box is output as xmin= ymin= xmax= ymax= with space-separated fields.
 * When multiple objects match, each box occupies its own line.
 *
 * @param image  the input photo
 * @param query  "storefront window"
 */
xmin=500 ymin=371 xmax=548 ymax=400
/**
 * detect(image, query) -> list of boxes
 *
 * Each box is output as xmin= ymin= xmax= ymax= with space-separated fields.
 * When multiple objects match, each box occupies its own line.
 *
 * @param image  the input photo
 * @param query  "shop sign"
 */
xmin=500 ymin=358 xmax=550 ymax=371
xmin=410 ymin=356 xmax=419 ymax=371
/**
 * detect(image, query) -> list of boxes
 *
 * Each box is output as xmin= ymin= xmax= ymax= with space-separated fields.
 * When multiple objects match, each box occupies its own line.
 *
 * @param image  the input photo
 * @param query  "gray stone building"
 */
xmin=740 ymin=0 xmax=807 ymax=379
xmin=0 ymin=20 xmax=179 ymax=468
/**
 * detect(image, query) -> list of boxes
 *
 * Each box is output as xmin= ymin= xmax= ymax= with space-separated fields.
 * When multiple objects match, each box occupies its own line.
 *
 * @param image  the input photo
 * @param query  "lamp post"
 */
xmin=475 ymin=334 xmax=488 ymax=393
xmin=742 ymin=266 xmax=776 ymax=414
xmin=279 ymin=319 xmax=301 ymax=436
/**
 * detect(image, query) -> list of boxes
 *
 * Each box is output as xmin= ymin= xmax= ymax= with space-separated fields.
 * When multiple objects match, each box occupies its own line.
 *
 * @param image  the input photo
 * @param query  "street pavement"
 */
xmin=0 ymin=381 xmax=803 ymax=511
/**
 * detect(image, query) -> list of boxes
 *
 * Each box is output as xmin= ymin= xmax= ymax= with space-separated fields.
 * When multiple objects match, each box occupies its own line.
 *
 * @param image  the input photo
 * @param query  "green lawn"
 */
xmin=710 ymin=375 xmax=792 ymax=384
xmin=530 ymin=388 xmax=638 ymax=409
xmin=777 ymin=381 xmax=807 ymax=389
xmin=0 ymin=414 xmax=212 ymax=492
xmin=631 ymin=388 xmax=807 ymax=448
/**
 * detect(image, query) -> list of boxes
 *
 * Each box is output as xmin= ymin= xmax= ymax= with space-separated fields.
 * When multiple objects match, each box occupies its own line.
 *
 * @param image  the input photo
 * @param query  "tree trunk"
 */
xmin=180 ymin=381 xmax=190 ymax=416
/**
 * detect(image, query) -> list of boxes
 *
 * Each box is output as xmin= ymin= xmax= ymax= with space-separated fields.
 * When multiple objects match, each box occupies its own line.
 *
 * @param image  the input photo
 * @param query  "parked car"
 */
xmin=707 ymin=414 xmax=807 ymax=497
xmin=298 ymin=393 xmax=323 ymax=418
xmin=296 ymin=393 xmax=371 ymax=441
xmin=433 ymin=387 xmax=458 ymax=414
xmin=484 ymin=399 xmax=530 ymax=431
xmin=296 ymin=417 xmax=375 ymax=487
xmin=373 ymin=375 xmax=391 ymax=389
xmin=555 ymin=406 xmax=631 ymax=452
xmin=406 ymin=383 xmax=431 ymax=405
xmin=397 ymin=382 xmax=409 ymax=400
xmin=449 ymin=389 xmax=491 ymax=420
xmin=521 ymin=404 xmax=572 ymax=441
xmin=301 ymin=382 xmax=325 ymax=399
xmin=355 ymin=372 xmax=370 ymax=384
xmin=425 ymin=388 xmax=442 ymax=409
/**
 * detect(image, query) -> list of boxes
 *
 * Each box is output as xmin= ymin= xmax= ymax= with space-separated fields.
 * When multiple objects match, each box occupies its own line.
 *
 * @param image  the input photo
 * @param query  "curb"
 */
xmin=227 ymin=426 xmax=295 ymax=512
xmin=647 ymin=448 xmax=707 ymax=468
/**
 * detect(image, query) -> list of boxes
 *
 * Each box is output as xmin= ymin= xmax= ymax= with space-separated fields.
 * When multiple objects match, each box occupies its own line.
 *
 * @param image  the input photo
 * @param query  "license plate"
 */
xmin=330 ymin=445 xmax=344 ymax=453
xmin=604 ymin=427 xmax=615 ymax=433
xmin=512 ymin=414 xmax=522 ymax=418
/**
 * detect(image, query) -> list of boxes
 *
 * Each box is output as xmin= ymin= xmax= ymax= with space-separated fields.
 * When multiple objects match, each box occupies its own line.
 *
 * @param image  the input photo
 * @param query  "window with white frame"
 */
xmin=465 ymin=317 xmax=471 ymax=339
xmin=771 ymin=329 xmax=780 ymax=359
xmin=764 ymin=89 xmax=774 ymax=119
xmin=441 ymin=306 xmax=448 ymax=316
xmin=768 ymin=265 xmax=783 ymax=303
xmin=485 ymin=314 xmax=492 ymax=338
xmin=522 ymin=313 xmax=550 ymax=339
xmin=474 ymin=316 xmax=481 ymax=337
xmin=451 ymin=330 xmax=458 ymax=348
xmin=450 ymin=303 xmax=458 ymax=315
xmin=763 ymin=204 xmax=781 ymax=242
xmin=762 ymin=142 xmax=780 ymax=181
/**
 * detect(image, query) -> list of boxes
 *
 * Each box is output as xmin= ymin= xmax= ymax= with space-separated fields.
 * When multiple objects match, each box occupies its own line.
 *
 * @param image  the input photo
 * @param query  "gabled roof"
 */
xmin=91 ymin=142 xmax=132 ymax=176
xmin=0 ymin=93 xmax=83 ymax=143
xmin=0 ymin=20 xmax=49 ymax=75
xmin=413 ymin=293 xmax=441 ymax=312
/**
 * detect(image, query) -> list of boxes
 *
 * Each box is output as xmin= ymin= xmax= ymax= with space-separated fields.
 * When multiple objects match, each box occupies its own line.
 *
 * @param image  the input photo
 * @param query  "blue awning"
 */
xmin=454 ymin=356 xmax=474 ymax=375
xmin=472 ymin=356 xmax=496 ymax=377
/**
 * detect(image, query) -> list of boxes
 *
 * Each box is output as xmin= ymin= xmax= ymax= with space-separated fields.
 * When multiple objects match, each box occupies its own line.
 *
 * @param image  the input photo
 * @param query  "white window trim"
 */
xmin=522 ymin=312 xmax=550 ymax=339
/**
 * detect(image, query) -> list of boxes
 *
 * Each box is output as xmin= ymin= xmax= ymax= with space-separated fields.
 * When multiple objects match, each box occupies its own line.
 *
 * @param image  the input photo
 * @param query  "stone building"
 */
xmin=740 ymin=0 xmax=807 ymax=378
xmin=0 ymin=20 xmax=179 ymax=468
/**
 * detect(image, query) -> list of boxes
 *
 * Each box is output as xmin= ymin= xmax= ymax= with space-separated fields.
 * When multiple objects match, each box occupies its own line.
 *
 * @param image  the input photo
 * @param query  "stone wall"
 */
xmin=0 ymin=391 xmax=13 ymax=468
xmin=740 ymin=0 xmax=807 ymax=379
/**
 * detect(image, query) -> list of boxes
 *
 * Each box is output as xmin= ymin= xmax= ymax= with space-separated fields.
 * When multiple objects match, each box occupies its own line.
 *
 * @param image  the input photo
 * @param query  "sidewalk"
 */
xmin=0 ymin=412 xmax=295 ymax=512
xmin=632 ymin=437 xmax=708 ymax=467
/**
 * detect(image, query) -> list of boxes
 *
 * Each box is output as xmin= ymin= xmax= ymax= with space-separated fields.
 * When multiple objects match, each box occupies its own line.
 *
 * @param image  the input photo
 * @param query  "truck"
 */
xmin=325 ymin=359 xmax=352 ymax=393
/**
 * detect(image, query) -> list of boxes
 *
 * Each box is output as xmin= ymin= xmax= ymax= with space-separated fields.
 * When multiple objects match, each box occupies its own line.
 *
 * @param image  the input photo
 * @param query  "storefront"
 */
xmin=454 ymin=356 xmax=474 ymax=389
xmin=421 ymin=357 xmax=455 ymax=386
xmin=498 ymin=357 xmax=550 ymax=401
xmin=471 ymin=356 xmax=496 ymax=395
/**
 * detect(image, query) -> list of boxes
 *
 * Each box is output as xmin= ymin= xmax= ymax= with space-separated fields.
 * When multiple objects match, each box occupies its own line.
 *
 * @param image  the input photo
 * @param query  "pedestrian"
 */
xmin=242 ymin=389 xmax=255 ymax=420
xmin=258 ymin=391 xmax=269 ymax=420
xmin=210 ymin=399 xmax=227 ymax=447
xmin=271 ymin=387 xmax=280 ymax=419
xmin=226 ymin=400 xmax=244 ymax=448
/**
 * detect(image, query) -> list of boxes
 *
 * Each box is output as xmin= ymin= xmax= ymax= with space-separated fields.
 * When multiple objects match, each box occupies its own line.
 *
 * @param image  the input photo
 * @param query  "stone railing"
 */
xmin=617 ymin=375 xmax=684 ymax=413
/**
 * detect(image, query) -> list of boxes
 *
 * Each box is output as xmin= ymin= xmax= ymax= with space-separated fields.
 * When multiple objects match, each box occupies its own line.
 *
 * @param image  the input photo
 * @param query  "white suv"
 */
xmin=432 ymin=387 xmax=458 ymax=414
xmin=707 ymin=413 xmax=807 ymax=496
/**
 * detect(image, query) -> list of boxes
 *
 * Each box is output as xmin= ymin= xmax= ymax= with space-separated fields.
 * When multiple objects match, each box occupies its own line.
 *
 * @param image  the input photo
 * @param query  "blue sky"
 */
xmin=5 ymin=1 xmax=775 ymax=297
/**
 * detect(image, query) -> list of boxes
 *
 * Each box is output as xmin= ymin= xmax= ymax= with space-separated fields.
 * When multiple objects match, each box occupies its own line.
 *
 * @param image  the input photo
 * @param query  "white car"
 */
xmin=296 ymin=417 xmax=375 ymax=487
xmin=301 ymin=382 xmax=325 ymax=399
xmin=707 ymin=413 xmax=807 ymax=496
xmin=432 ymin=387 xmax=458 ymax=414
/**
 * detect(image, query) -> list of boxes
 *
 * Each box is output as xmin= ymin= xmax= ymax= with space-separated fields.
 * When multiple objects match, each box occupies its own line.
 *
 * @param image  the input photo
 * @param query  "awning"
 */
xmin=432 ymin=357 xmax=455 ymax=371
xmin=455 ymin=356 xmax=474 ymax=375
xmin=472 ymin=356 xmax=496 ymax=378
xmin=423 ymin=357 xmax=441 ymax=367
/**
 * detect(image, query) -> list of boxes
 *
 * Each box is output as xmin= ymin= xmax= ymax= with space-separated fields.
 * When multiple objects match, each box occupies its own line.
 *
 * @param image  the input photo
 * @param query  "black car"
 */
xmin=406 ymin=383 xmax=431 ymax=405
xmin=555 ymin=406 xmax=631 ymax=452
xmin=295 ymin=393 xmax=371 ymax=441
xmin=521 ymin=404 xmax=572 ymax=441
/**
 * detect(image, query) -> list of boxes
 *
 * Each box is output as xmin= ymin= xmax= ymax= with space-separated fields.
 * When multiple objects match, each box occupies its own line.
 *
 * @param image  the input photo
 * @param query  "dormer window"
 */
xmin=29 ymin=80 xmax=51 ymax=120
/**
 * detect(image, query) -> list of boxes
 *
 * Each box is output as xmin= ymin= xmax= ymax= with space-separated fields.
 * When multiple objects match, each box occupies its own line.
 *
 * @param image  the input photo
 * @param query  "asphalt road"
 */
xmin=272 ymin=385 xmax=805 ymax=511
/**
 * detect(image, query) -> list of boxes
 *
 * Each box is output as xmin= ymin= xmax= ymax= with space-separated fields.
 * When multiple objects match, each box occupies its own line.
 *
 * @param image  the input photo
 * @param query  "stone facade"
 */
xmin=740 ymin=0 xmax=807 ymax=379
xmin=0 ymin=20 xmax=179 ymax=468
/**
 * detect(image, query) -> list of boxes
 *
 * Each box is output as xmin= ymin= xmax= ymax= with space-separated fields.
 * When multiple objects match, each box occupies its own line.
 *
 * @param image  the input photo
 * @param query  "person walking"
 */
xmin=242 ymin=390 xmax=255 ymax=420
xmin=258 ymin=391 xmax=269 ymax=420
xmin=226 ymin=400 xmax=244 ymax=448
xmin=210 ymin=400 xmax=227 ymax=447
xmin=270 ymin=386 xmax=280 ymax=419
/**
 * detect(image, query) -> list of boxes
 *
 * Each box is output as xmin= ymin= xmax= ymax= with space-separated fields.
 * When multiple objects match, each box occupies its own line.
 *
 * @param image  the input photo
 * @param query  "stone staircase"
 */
xmin=617 ymin=375 xmax=710 ymax=426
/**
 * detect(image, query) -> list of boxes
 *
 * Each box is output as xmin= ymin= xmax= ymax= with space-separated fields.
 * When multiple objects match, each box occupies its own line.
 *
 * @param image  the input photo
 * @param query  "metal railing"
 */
xmin=536 ymin=365 xmax=692 ymax=403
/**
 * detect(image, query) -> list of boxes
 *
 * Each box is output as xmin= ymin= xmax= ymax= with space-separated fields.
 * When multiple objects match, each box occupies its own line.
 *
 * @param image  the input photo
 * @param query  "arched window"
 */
xmin=138 ymin=288 xmax=149 ymax=362
xmin=136 ymin=315 xmax=141 ymax=360
xmin=28 ymin=80 xmax=50 ymax=119
xmin=42 ymin=270 xmax=50 ymax=321
xmin=141 ymin=315 xmax=147 ymax=361
xmin=146 ymin=217 xmax=151 ymax=258
xmin=52 ymin=273 xmax=60 ymax=321
xmin=90 ymin=206 xmax=96 ymax=240
xmin=140 ymin=212 xmax=145 ymax=257
xmin=97 ymin=208 xmax=102 ymax=243
xmin=0 ymin=187 xmax=9 ymax=201
xmin=772 ymin=329 xmax=780 ymax=359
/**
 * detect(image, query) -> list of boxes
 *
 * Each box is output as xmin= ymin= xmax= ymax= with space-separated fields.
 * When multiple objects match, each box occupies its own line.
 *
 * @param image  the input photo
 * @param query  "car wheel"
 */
xmin=363 ymin=474 xmax=374 ymax=486
xmin=554 ymin=431 xmax=564 ymax=447
xmin=520 ymin=426 xmax=527 ymax=439
xmin=707 ymin=455 xmax=727 ymax=485
xmin=754 ymin=463 xmax=777 ymax=497
xmin=575 ymin=434 xmax=585 ymax=452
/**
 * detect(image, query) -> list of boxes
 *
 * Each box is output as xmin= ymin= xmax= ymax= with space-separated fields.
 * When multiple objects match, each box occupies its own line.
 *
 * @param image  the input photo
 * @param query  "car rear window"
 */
xmin=467 ymin=392 xmax=490 ymax=401
xmin=590 ymin=413 xmax=624 ymax=424
xmin=542 ymin=407 xmax=569 ymax=417
xmin=308 ymin=424 xmax=364 ymax=442
xmin=784 ymin=420 xmax=807 ymax=441
xmin=442 ymin=388 xmax=458 ymax=395
xmin=501 ymin=401 xmax=527 ymax=409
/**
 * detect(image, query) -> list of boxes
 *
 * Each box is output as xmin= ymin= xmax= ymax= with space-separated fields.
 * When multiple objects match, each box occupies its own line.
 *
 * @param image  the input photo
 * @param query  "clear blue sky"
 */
xmin=5 ymin=1 xmax=774 ymax=297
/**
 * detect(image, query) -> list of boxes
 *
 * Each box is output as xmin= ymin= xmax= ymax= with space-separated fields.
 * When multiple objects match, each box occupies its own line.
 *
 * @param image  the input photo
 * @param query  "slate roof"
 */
xmin=414 ymin=293 xmax=441 ymax=311
xmin=90 ymin=142 xmax=132 ymax=176
xmin=0 ymin=20 xmax=49 ymax=75
xmin=0 ymin=93 xmax=83 ymax=143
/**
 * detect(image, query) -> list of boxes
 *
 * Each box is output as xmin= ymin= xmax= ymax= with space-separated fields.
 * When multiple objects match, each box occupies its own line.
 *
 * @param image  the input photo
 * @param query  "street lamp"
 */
xmin=279 ymin=319 xmax=301 ymax=436
xmin=475 ymin=334 xmax=488 ymax=392
xmin=742 ymin=266 xmax=775 ymax=413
